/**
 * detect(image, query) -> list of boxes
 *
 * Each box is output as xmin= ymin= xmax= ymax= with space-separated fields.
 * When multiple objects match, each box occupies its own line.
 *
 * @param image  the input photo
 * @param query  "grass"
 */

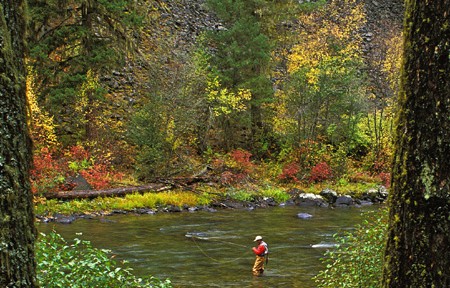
xmin=34 ymin=180 xmax=383 ymax=216
xmin=260 ymin=186 xmax=290 ymax=202
xmin=35 ymin=190 xmax=214 ymax=216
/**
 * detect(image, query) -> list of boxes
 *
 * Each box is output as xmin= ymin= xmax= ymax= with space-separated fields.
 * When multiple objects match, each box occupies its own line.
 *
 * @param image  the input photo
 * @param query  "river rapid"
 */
xmin=37 ymin=205 xmax=379 ymax=287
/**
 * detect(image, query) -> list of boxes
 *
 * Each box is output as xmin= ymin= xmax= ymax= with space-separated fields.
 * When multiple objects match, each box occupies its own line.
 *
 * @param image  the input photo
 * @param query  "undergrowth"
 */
xmin=313 ymin=208 xmax=388 ymax=287
xmin=36 ymin=232 xmax=172 ymax=287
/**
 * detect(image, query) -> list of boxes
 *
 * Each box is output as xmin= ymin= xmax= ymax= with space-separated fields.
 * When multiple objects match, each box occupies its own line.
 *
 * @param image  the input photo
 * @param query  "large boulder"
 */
xmin=334 ymin=195 xmax=355 ymax=207
xmin=319 ymin=188 xmax=338 ymax=203
xmin=295 ymin=193 xmax=328 ymax=207
xmin=66 ymin=173 xmax=92 ymax=191
xmin=361 ymin=186 xmax=389 ymax=203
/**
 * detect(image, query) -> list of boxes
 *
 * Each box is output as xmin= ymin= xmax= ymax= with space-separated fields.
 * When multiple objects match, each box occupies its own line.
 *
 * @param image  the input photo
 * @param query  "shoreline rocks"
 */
xmin=36 ymin=186 xmax=388 ymax=224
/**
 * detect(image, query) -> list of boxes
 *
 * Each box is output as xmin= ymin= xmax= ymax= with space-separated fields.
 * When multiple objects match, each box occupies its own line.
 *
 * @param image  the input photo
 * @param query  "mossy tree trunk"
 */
xmin=383 ymin=0 xmax=450 ymax=287
xmin=0 ymin=1 xmax=37 ymax=287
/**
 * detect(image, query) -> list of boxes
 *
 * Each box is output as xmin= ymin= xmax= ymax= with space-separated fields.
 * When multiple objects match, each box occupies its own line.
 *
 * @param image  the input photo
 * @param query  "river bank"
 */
xmin=35 ymin=184 xmax=388 ymax=224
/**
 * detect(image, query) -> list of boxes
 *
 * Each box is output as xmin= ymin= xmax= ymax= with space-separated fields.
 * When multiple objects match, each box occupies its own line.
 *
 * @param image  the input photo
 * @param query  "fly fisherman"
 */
xmin=252 ymin=235 xmax=268 ymax=276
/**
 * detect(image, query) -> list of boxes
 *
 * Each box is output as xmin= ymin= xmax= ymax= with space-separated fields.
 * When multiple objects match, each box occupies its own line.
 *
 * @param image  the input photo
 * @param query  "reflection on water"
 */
xmin=37 ymin=205 xmax=379 ymax=287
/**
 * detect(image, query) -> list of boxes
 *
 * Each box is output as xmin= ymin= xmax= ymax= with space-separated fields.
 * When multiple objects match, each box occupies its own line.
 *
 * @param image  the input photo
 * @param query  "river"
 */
xmin=37 ymin=205 xmax=379 ymax=287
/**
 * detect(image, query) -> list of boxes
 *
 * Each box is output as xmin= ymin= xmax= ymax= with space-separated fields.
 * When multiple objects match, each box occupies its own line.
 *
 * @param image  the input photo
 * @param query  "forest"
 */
xmin=27 ymin=0 xmax=402 ymax=197
xmin=3 ymin=0 xmax=450 ymax=287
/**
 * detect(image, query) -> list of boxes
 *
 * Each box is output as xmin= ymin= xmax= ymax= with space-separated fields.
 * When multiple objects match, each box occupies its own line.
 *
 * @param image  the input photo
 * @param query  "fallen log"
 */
xmin=43 ymin=175 xmax=218 ymax=200
xmin=156 ymin=176 xmax=218 ymax=186
xmin=44 ymin=183 xmax=173 ymax=200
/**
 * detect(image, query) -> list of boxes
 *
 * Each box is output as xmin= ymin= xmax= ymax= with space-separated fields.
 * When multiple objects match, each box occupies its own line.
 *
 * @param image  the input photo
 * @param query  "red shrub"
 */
xmin=30 ymin=147 xmax=66 ymax=194
xmin=220 ymin=171 xmax=247 ymax=185
xmin=230 ymin=149 xmax=254 ymax=173
xmin=309 ymin=162 xmax=332 ymax=183
xmin=80 ymin=163 xmax=125 ymax=190
xmin=31 ymin=145 xmax=124 ymax=193
xmin=278 ymin=162 xmax=300 ymax=183
xmin=80 ymin=164 xmax=109 ymax=190
xmin=378 ymin=172 xmax=391 ymax=188
xmin=68 ymin=145 xmax=89 ymax=161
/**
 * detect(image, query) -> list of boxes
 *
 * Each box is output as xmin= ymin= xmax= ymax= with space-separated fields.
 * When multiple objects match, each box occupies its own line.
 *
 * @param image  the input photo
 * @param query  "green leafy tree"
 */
xmin=127 ymin=101 xmax=170 ymax=180
xmin=127 ymin=35 xmax=215 ymax=180
xmin=278 ymin=0 xmax=367 ymax=154
xmin=383 ymin=0 xmax=450 ymax=286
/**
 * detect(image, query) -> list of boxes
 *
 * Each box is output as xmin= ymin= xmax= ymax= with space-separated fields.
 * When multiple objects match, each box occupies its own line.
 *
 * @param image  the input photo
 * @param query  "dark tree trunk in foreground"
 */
xmin=0 ymin=1 xmax=37 ymax=287
xmin=383 ymin=0 xmax=450 ymax=287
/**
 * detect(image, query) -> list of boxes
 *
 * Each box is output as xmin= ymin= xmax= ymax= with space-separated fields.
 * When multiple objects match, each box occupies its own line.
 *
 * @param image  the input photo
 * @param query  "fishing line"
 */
xmin=212 ymin=238 xmax=248 ymax=249
xmin=189 ymin=235 xmax=249 ymax=264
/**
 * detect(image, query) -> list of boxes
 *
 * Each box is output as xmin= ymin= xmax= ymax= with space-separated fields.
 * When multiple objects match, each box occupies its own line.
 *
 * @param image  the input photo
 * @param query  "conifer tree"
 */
xmin=28 ymin=0 xmax=143 ymax=143
xmin=206 ymin=0 xmax=273 ymax=152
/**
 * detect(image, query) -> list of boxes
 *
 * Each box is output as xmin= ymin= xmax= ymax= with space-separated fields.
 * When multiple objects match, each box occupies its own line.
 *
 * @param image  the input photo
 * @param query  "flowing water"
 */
xmin=37 ymin=205 xmax=379 ymax=287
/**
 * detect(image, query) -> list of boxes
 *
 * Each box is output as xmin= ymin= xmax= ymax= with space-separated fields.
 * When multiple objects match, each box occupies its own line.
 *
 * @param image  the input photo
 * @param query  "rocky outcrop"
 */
xmin=158 ymin=0 xmax=217 ymax=47
xmin=361 ymin=0 xmax=404 ymax=102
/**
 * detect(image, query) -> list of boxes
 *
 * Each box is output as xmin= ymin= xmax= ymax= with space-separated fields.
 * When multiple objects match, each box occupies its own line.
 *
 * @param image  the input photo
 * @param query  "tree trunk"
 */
xmin=0 ymin=1 xmax=37 ymax=287
xmin=383 ymin=0 xmax=450 ymax=287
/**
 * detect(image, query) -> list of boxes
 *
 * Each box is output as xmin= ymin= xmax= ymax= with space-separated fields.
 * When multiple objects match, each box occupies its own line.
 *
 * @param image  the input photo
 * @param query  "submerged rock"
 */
xmin=297 ymin=212 xmax=313 ymax=219
xmin=54 ymin=213 xmax=76 ymax=224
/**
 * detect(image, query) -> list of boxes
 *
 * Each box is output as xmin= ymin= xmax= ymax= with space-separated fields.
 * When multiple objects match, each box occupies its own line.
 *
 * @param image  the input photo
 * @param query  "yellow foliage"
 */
xmin=287 ymin=0 xmax=366 ymax=83
xmin=272 ymin=0 xmax=366 ymax=137
xmin=206 ymin=76 xmax=252 ymax=116
xmin=306 ymin=67 xmax=320 ymax=88
xmin=383 ymin=33 xmax=403 ymax=92
xmin=76 ymin=69 xmax=100 ymax=125
xmin=26 ymin=67 xmax=59 ymax=148
xmin=165 ymin=117 xmax=183 ymax=150
xmin=270 ymin=90 xmax=296 ymax=134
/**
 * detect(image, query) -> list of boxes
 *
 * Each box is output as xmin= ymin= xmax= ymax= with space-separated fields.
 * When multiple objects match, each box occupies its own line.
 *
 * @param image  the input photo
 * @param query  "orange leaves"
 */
xmin=230 ymin=149 xmax=254 ymax=174
xmin=30 ymin=148 xmax=65 ymax=194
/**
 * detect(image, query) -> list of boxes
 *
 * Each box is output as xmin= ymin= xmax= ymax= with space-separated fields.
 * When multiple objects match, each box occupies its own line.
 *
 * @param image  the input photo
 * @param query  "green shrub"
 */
xmin=313 ymin=208 xmax=387 ymax=288
xmin=127 ymin=103 xmax=170 ymax=180
xmin=36 ymin=232 xmax=172 ymax=288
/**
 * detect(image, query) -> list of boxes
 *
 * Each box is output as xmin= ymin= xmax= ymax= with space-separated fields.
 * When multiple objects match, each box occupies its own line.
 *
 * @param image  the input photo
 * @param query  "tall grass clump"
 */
xmin=36 ymin=232 xmax=172 ymax=287
xmin=260 ymin=186 xmax=290 ymax=203
xmin=226 ymin=188 xmax=254 ymax=202
xmin=313 ymin=208 xmax=388 ymax=287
